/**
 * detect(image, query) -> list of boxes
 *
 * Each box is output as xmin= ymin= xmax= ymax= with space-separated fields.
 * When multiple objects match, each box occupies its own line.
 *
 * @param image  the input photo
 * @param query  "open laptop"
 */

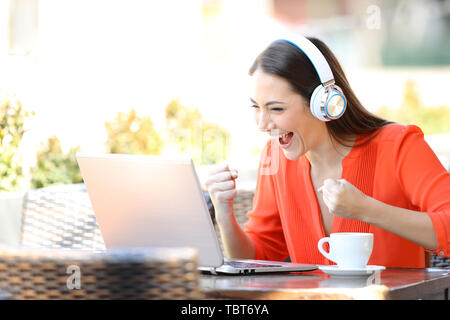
xmin=76 ymin=153 xmax=317 ymax=275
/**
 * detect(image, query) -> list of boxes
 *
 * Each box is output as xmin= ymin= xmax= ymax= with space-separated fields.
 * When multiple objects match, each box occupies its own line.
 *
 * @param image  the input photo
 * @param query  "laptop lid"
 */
xmin=76 ymin=153 xmax=224 ymax=267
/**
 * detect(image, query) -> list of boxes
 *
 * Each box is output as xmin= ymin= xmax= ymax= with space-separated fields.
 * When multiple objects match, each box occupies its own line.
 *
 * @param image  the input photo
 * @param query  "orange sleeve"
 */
xmin=394 ymin=125 xmax=450 ymax=257
xmin=243 ymin=141 xmax=289 ymax=261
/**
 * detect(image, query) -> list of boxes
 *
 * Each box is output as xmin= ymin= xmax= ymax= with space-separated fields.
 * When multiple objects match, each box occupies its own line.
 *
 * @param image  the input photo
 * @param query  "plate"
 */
xmin=319 ymin=265 xmax=386 ymax=277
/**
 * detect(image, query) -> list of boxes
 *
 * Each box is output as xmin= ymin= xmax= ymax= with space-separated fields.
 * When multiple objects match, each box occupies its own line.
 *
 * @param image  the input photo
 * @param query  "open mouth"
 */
xmin=278 ymin=131 xmax=294 ymax=148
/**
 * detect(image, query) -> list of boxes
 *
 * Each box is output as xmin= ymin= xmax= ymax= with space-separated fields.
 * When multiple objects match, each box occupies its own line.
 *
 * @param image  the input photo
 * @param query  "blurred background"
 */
xmin=1 ymin=0 xmax=449 ymax=192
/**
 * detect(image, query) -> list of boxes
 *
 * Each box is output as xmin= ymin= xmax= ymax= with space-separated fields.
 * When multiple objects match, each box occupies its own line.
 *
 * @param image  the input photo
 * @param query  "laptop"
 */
xmin=76 ymin=153 xmax=317 ymax=275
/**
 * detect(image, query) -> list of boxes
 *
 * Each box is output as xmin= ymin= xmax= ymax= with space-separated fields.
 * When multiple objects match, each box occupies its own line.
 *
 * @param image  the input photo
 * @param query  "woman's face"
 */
xmin=250 ymin=69 xmax=324 ymax=160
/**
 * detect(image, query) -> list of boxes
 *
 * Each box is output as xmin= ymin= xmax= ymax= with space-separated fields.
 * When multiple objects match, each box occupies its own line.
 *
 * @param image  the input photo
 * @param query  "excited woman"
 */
xmin=205 ymin=35 xmax=450 ymax=268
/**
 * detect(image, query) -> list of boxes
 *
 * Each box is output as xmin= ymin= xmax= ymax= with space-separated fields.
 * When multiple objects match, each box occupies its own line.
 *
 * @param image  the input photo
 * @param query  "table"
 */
xmin=201 ymin=268 xmax=449 ymax=300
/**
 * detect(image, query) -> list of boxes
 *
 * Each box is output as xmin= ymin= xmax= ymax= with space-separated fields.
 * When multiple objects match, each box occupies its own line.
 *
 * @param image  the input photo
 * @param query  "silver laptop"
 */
xmin=76 ymin=153 xmax=317 ymax=275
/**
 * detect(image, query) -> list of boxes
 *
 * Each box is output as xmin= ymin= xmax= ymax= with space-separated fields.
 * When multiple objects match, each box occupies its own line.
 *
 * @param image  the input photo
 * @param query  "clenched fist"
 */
xmin=318 ymin=178 xmax=369 ymax=221
xmin=205 ymin=163 xmax=238 ymax=219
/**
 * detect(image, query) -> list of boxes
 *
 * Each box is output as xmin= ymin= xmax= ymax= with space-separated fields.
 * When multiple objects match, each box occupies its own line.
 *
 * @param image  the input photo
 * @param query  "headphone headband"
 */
xmin=272 ymin=34 xmax=346 ymax=122
xmin=280 ymin=35 xmax=334 ymax=85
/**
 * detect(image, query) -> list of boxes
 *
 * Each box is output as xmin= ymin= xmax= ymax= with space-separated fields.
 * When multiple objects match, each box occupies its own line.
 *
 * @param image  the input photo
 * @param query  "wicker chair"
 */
xmin=20 ymin=184 xmax=105 ymax=250
xmin=0 ymin=247 xmax=202 ymax=299
xmin=430 ymin=253 xmax=450 ymax=268
xmin=13 ymin=184 xmax=203 ymax=299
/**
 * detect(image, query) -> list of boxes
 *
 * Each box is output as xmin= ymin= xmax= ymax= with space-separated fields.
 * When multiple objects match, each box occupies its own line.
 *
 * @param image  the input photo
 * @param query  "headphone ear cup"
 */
xmin=310 ymin=85 xmax=347 ymax=121
xmin=310 ymin=85 xmax=327 ymax=121
xmin=326 ymin=86 xmax=347 ymax=120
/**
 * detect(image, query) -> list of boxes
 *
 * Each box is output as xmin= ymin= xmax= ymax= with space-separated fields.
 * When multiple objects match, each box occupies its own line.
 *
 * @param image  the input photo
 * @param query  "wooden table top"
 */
xmin=200 ymin=267 xmax=450 ymax=300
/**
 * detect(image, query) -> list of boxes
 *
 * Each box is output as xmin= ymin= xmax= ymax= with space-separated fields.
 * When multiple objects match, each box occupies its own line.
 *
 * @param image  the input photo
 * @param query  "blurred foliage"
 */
xmin=0 ymin=93 xmax=33 ymax=192
xmin=377 ymin=80 xmax=450 ymax=134
xmin=202 ymin=0 xmax=222 ymax=16
xmin=103 ymin=101 xmax=229 ymax=165
xmin=30 ymin=136 xmax=83 ymax=189
xmin=165 ymin=98 xmax=230 ymax=165
xmin=104 ymin=109 xmax=163 ymax=155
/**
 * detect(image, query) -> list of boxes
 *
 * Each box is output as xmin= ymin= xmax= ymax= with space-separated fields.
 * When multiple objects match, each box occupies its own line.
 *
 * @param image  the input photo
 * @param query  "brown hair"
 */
xmin=249 ymin=37 xmax=393 ymax=148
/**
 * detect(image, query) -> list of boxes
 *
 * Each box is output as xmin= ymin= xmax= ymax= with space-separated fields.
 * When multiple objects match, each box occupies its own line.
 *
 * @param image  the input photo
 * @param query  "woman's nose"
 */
xmin=257 ymin=111 xmax=274 ymax=132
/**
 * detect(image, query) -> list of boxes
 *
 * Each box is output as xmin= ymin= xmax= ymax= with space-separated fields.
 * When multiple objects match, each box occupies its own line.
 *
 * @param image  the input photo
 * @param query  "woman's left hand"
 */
xmin=318 ymin=179 xmax=369 ymax=221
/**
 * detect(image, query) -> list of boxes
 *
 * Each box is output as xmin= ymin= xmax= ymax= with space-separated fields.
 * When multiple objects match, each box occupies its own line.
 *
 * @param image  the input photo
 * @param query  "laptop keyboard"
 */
xmin=226 ymin=260 xmax=284 ymax=269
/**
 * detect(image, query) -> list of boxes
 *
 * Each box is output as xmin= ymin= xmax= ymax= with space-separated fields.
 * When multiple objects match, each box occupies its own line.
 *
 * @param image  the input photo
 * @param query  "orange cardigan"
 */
xmin=244 ymin=124 xmax=450 ymax=268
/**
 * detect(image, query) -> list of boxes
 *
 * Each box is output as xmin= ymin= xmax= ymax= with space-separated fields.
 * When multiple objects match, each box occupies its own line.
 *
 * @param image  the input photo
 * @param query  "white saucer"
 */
xmin=319 ymin=265 xmax=386 ymax=277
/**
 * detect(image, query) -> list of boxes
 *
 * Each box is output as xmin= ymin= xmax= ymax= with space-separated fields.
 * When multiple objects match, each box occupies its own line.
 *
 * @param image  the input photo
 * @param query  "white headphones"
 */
xmin=279 ymin=35 xmax=347 ymax=121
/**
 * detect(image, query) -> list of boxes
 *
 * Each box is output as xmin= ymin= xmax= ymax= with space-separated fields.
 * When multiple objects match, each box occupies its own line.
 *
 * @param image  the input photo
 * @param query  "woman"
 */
xmin=205 ymin=35 xmax=450 ymax=268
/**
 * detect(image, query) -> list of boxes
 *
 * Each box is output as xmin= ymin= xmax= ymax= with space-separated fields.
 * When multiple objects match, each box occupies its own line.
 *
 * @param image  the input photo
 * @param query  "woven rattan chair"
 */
xmin=430 ymin=253 xmax=450 ymax=268
xmin=20 ymin=184 xmax=105 ymax=250
xmin=0 ymin=247 xmax=202 ymax=299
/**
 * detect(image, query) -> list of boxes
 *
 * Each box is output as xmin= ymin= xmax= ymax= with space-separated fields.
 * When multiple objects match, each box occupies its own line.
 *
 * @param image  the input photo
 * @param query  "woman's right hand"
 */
xmin=205 ymin=162 xmax=238 ymax=220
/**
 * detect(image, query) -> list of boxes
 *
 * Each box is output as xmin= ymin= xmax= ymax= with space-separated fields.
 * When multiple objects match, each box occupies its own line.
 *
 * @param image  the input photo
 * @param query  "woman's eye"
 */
xmin=250 ymin=105 xmax=259 ymax=109
xmin=271 ymin=108 xmax=284 ymax=112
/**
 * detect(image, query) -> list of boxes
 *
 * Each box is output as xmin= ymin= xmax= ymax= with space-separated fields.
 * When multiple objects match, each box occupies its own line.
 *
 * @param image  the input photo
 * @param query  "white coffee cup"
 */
xmin=317 ymin=232 xmax=374 ymax=268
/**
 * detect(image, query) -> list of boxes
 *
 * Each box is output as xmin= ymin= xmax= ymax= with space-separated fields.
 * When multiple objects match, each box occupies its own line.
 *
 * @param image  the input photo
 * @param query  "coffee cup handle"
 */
xmin=317 ymin=237 xmax=335 ymax=263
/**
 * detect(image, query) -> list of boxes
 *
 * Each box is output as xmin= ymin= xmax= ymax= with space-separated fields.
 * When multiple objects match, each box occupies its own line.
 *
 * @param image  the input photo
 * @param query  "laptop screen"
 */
xmin=76 ymin=153 xmax=224 ymax=267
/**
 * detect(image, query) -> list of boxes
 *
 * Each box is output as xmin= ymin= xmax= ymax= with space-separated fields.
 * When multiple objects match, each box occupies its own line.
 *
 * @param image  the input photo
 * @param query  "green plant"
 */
xmin=30 ymin=136 xmax=83 ymax=189
xmin=0 ymin=93 xmax=32 ymax=192
xmin=165 ymin=98 xmax=230 ymax=165
xmin=104 ymin=109 xmax=164 ymax=155
xmin=376 ymin=80 xmax=450 ymax=134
